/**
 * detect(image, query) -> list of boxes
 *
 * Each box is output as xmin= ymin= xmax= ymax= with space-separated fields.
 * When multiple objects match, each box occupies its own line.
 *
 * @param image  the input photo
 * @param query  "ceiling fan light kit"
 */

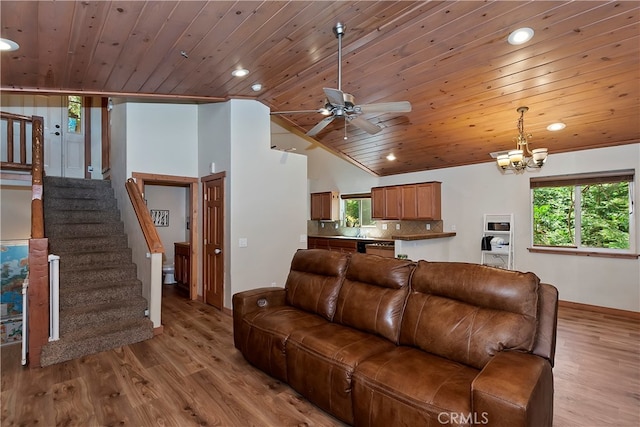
xmin=495 ymin=106 xmax=549 ymax=174
xmin=272 ymin=22 xmax=411 ymax=139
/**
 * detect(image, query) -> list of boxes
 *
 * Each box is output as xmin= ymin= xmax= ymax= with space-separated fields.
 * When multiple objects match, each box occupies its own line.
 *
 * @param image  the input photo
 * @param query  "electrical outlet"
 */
xmin=451 ymin=225 xmax=457 ymax=231
xmin=426 ymin=223 xmax=431 ymax=230
xmin=335 ymin=223 xmax=339 ymax=229
xmin=321 ymin=223 xmax=325 ymax=228
xmin=382 ymin=223 xmax=388 ymax=230
xmin=299 ymin=234 xmax=307 ymax=243
xmin=396 ymin=223 xmax=401 ymax=230
xmin=239 ymin=238 xmax=248 ymax=247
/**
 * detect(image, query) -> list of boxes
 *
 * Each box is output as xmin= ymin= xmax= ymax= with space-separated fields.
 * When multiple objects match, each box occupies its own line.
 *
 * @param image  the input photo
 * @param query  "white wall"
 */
xmin=0 ymin=184 xmax=31 ymax=240
xmin=199 ymin=100 xmax=307 ymax=308
xmin=110 ymin=100 xmax=199 ymax=327
xmin=273 ymin=121 xmax=639 ymax=313
xmin=144 ymin=185 xmax=189 ymax=264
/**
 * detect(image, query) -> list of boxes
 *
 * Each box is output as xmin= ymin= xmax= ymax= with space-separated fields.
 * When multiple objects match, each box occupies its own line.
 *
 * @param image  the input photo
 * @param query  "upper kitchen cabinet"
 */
xmin=310 ymin=191 xmax=340 ymax=221
xmin=402 ymin=182 xmax=442 ymax=220
xmin=371 ymin=186 xmax=401 ymax=219
xmin=373 ymin=182 xmax=441 ymax=220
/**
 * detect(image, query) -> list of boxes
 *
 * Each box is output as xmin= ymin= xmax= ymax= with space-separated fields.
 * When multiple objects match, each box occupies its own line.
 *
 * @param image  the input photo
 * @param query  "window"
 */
xmin=341 ymin=194 xmax=374 ymax=227
xmin=531 ymin=170 xmax=634 ymax=254
xmin=67 ymin=95 xmax=82 ymax=133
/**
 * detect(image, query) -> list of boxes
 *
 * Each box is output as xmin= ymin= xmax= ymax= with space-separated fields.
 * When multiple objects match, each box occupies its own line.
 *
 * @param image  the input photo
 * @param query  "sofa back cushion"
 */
xmin=285 ymin=249 xmax=350 ymax=321
xmin=401 ymin=261 xmax=540 ymax=369
xmin=334 ymin=253 xmax=415 ymax=343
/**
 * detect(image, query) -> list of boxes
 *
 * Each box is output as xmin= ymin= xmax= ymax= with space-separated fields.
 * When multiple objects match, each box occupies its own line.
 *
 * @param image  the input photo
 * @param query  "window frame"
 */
xmin=529 ymin=170 xmax=636 ymax=258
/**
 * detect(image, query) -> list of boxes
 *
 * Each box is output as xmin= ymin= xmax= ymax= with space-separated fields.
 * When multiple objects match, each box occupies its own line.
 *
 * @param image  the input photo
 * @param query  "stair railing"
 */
xmin=125 ymin=177 xmax=164 ymax=332
xmin=1 ymin=112 xmax=49 ymax=367
xmin=125 ymin=178 xmax=164 ymax=254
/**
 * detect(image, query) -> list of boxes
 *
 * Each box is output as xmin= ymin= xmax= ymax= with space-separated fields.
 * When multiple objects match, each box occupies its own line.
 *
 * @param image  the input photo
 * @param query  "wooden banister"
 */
xmin=125 ymin=178 xmax=165 ymax=254
xmin=31 ymin=116 xmax=44 ymax=238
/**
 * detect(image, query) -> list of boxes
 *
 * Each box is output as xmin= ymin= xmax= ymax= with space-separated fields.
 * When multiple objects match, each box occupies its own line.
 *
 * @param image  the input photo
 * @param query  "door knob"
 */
xmin=214 ymin=248 xmax=222 ymax=254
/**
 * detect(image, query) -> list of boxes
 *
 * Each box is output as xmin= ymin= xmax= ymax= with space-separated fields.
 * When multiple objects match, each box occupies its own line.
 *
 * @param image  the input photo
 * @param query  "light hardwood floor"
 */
xmin=2 ymin=286 xmax=639 ymax=426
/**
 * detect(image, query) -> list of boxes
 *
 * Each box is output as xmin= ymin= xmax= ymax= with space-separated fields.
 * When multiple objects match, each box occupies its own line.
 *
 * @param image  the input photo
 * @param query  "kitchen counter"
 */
xmin=391 ymin=232 xmax=457 ymax=241
xmin=308 ymin=235 xmax=394 ymax=243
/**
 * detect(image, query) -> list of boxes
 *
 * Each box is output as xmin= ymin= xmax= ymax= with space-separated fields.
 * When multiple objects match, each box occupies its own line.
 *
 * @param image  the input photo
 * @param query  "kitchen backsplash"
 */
xmin=308 ymin=220 xmax=444 ymax=239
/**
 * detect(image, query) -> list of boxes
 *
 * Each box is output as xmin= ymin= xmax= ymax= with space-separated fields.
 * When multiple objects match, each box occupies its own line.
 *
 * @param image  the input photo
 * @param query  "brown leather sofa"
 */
xmin=233 ymin=249 xmax=558 ymax=426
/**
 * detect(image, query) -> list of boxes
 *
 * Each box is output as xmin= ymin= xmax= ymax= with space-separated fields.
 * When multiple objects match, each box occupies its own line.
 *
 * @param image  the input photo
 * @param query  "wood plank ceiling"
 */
xmin=1 ymin=1 xmax=638 ymax=176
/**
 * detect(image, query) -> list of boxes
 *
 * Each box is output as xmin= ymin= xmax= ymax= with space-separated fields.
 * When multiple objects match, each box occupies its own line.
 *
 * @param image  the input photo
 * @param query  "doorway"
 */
xmin=202 ymin=172 xmax=225 ymax=309
xmin=132 ymin=172 xmax=198 ymax=300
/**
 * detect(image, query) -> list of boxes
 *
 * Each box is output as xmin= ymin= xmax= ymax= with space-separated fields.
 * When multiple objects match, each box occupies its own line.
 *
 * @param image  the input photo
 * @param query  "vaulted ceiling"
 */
xmin=1 ymin=1 xmax=638 ymax=176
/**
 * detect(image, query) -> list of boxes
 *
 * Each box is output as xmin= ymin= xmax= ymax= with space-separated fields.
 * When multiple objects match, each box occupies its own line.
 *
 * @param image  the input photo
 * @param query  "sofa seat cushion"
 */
xmin=352 ymin=346 xmax=479 ymax=427
xmin=286 ymin=322 xmax=397 ymax=424
xmin=239 ymin=306 xmax=328 ymax=382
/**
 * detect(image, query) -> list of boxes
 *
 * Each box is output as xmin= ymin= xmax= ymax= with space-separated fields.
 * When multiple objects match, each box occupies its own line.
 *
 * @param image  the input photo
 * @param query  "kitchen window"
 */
xmin=530 ymin=170 xmax=635 ymax=256
xmin=341 ymin=194 xmax=374 ymax=228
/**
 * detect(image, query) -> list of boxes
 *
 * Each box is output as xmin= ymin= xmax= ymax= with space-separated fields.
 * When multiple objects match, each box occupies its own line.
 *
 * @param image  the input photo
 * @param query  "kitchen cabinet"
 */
xmin=174 ymin=242 xmax=191 ymax=294
xmin=371 ymin=186 xmax=401 ymax=219
xmin=307 ymin=237 xmax=357 ymax=253
xmin=310 ymin=191 xmax=340 ymax=221
xmin=373 ymin=182 xmax=441 ymax=220
xmin=402 ymin=182 xmax=442 ymax=220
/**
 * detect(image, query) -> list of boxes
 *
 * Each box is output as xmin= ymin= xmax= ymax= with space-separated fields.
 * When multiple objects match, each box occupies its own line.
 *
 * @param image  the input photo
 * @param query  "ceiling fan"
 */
xmin=271 ymin=23 xmax=412 ymax=137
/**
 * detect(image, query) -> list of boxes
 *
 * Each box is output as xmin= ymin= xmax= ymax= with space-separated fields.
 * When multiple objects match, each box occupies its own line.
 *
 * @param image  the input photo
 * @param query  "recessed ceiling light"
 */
xmin=547 ymin=122 xmax=566 ymax=131
xmin=231 ymin=68 xmax=249 ymax=77
xmin=0 ymin=38 xmax=19 ymax=51
xmin=386 ymin=154 xmax=396 ymax=161
xmin=251 ymin=83 xmax=262 ymax=92
xmin=507 ymin=27 xmax=534 ymax=45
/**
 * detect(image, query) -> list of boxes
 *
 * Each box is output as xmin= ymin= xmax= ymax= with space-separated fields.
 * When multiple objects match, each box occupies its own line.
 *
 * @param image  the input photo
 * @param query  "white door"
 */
xmin=63 ymin=96 xmax=85 ymax=178
xmin=43 ymin=96 xmax=64 ymax=177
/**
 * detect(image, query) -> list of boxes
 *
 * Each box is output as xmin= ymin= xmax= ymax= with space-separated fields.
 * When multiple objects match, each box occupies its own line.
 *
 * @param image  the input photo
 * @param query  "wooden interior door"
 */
xmin=202 ymin=172 xmax=225 ymax=309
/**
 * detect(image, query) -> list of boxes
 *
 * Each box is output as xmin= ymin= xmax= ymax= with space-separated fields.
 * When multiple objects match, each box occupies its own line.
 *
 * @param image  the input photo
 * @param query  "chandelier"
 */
xmin=496 ymin=106 xmax=548 ymax=173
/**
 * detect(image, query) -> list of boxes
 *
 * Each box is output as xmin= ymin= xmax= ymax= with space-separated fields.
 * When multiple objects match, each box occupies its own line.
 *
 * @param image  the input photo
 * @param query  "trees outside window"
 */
xmin=344 ymin=198 xmax=374 ymax=228
xmin=531 ymin=171 xmax=633 ymax=252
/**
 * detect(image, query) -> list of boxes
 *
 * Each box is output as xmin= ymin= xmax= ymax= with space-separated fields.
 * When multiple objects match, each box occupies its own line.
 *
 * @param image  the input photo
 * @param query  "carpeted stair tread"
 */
xmin=48 ymin=235 xmax=129 ymax=253
xmin=56 ymin=249 xmax=133 ymax=269
xmin=60 ymin=263 xmax=138 ymax=286
xmin=59 ymin=296 xmax=148 ymax=335
xmin=40 ymin=318 xmax=154 ymax=367
xmin=45 ymin=210 xmax=121 ymax=224
xmin=59 ymin=278 xmax=142 ymax=308
xmin=46 ymin=222 xmax=124 ymax=238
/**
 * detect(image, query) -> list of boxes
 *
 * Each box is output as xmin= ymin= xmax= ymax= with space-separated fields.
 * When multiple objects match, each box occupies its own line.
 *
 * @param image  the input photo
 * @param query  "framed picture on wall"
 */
xmin=150 ymin=210 xmax=169 ymax=227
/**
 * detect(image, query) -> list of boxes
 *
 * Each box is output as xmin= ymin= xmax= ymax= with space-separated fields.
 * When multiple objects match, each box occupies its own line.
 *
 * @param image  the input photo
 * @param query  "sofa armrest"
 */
xmin=232 ymin=287 xmax=286 ymax=350
xmin=472 ymin=351 xmax=553 ymax=427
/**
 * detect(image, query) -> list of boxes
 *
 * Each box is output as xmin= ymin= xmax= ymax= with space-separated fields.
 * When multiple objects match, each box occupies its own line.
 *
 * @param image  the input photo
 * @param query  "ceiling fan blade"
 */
xmin=350 ymin=116 xmax=382 ymax=134
xmin=355 ymin=101 xmax=412 ymax=114
xmin=270 ymin=109 xmax=323 ymax=115
xmin=323 ymin=88 xmax=345 ymax=107
xmin=307 ymin=116 xmax=335 ymax=136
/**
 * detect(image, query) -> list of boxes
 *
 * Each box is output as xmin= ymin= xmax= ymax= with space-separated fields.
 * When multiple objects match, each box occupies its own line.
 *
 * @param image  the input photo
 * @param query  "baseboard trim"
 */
xmin=223 ymin=307 xmax=233 ymax=317
xmin=153 ymin=325 xmax=164 ymax=335
xmin=559 ymin=300 xmax=640 ymax=320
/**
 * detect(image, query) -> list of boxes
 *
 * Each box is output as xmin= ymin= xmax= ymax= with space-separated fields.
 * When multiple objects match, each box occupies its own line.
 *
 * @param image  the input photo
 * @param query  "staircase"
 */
xmin=40 ymin=176 xmax=154 ymax=367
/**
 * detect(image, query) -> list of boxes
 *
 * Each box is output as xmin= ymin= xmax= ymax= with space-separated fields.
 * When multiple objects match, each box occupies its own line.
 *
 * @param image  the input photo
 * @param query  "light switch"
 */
xmin=239 ymin=238 xmax=248 ymax=247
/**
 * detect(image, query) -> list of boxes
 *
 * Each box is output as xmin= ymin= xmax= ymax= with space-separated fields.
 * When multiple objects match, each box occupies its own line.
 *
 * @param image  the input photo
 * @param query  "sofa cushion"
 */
xmin=401 ymin=261 xmax=540 ymax=369
xmin=239 ymin=306 xmax=328 ymax=382
xmin=286 ymin=323 xmax=396 ymax=424
xmin=334 ymin=253 xmax=415 ymax=343
xmin=352 ymin=346 xmax=479 ymax=426
xmin=285 ymin=249 xmax=350 ymax=321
